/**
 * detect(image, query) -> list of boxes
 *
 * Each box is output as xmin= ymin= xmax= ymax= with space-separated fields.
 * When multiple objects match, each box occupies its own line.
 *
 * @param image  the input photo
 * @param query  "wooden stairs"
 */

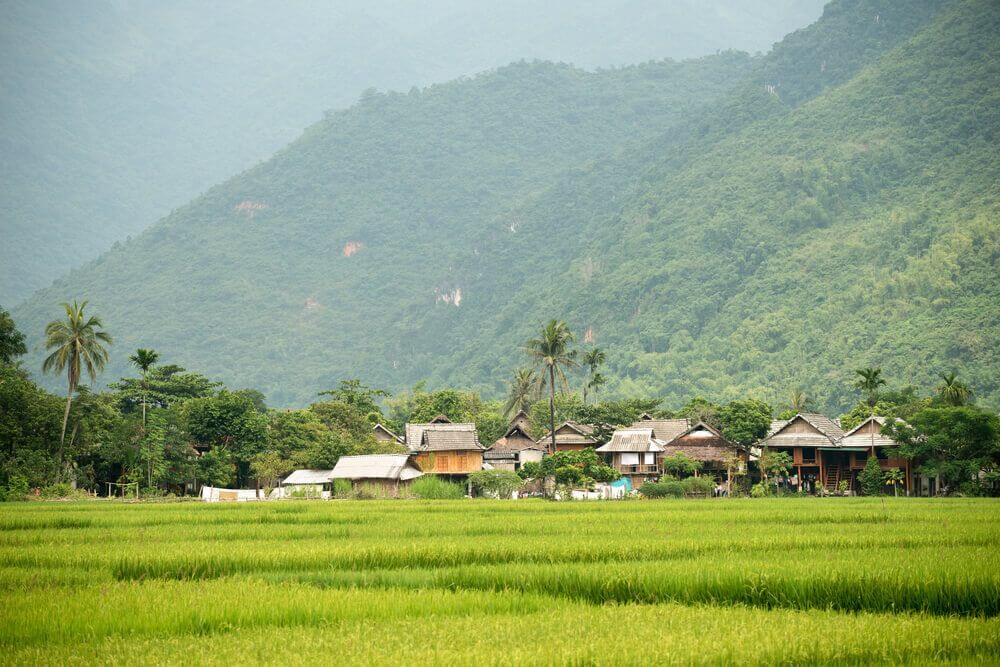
xmin=824 ymin=464 xmax=842 ymax=491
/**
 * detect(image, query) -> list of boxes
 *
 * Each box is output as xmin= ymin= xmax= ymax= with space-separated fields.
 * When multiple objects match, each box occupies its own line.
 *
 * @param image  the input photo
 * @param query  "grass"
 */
xmin=0 ymin=498 xmax=998 ymax=664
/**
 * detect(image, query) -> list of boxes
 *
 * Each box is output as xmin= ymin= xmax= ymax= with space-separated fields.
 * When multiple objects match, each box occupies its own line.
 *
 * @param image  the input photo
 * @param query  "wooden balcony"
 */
xmin=616 ymin=464 xmax=660 ymax=474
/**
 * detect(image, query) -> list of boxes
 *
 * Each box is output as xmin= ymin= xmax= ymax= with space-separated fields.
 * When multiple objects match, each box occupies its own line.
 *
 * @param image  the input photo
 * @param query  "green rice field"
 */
xmin=2 ymin=498 xmax=998 ymax=665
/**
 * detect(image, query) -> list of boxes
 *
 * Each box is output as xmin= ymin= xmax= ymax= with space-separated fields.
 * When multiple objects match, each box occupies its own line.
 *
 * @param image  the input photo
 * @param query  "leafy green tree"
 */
xmin=884 ymin=406 xmax=1000 ymax=494
xmin=0 ymin=363 xmax=63 ymax=489
xmin=677 ymin=397 xmax=720 ymax=425
xmin=0 ymin=307 xmax=27 ymax=364
xmin=758 ymin=449 xmax=792 ymax=488
xmin=502 ymin=368 xmax=539 ymax=418
xmin=937 ymin=372 xmax=973 ymax=407
xmin=318 ymin=379 xmax=389 ymax=423
xmin=184 ymin=391 xmax=268 ymax=486
xmin=717 ymin=399 xmax=772 ymax=448
xmin=662 ymin=452 xmax=701 ymax=478
xmin=128 ymin=348 xmax=159 ymax=428
xmin=42 ymin=300 xmax=113 ymax=464
xmin=525 ymin=320 xmax=578 ymax=454
xmin=789 ymin=389 xmax=811 ymax=413
xmin=581 ymin=347 xmax=606 ymax=404
xmin=251 ymin=452 xmax=288 ymax=494
xmin=197 ymin=447 xmax=234 ymax=488
xmin=858 ymin=456 xmax=885 ymax=496
xmin=571 ymin=398 xmax=661 ymax=443
xmin=110 ymin=364 xmax=220 ymax=412
xmin=519 ymin=448 xmax=618 ymax=498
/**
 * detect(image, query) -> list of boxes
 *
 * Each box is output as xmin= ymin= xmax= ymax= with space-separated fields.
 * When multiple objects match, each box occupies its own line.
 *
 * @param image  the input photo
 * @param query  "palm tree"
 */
xmin=525 ymin=320 xmax=578 ymax=454
xmin=129 ymin=348 xmax=159 ymax=428
xmin=853 ymin=367 xmax=886 ymax=452
xmin=43 ymin=301 xmax=112 ymax=464
xmin=937 ymin=372 xmax=972 ymax=406
xmin=503 ymin=368 xmax=538 ymax=418
xmin=582 ymin=347 xmax=606 ymax=404
xmin=789 ymin=389 xmax=810 ymax=413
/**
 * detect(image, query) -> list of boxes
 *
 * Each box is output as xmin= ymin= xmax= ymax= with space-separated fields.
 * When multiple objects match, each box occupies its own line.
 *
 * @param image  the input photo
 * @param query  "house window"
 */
xmin=801 ymin=447 xmax=816 ymax=463
xmin=642 ymin=453 xmax=656 ymax=465
xmin=620 ymin=453 xmax=639 ymax=466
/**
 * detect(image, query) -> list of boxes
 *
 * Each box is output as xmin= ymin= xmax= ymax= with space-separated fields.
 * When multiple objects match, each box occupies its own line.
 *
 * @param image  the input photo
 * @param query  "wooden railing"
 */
xmin=617 ymin=464 xmax=660 ymax=474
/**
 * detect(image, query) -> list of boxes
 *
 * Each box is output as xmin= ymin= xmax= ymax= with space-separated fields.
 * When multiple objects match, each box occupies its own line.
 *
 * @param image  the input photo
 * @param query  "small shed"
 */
xmin=280 ymin=469 xmax=335 ymax=498
xmin=331 ymin=454 xmax=424 ymax=496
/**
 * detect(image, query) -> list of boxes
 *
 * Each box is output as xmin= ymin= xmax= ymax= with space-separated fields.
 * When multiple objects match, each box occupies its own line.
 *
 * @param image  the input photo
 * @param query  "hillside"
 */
xmin=12 ymin=0 xmax=998 ymax=412
xmin=0 ymin=0 xmax=826 ymax=304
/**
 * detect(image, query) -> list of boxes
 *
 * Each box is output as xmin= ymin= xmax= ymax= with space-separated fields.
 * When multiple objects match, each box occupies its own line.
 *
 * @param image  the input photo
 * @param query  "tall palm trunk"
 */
xmin=548 ymin=364 xmax=556 ymax=455
xmin=59 ymin=378 xmax=75 ymax=466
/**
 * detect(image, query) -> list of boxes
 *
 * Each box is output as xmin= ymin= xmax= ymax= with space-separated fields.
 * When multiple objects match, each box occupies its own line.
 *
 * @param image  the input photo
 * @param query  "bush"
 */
xmin=750 ymin=482 xmax=771 ymax=498
xmin=858 ymin=457 xmax=885 ymax=496
xmin=682 ymin=476 xmax=715 ymax=496
xmin=411 ymin=475 xmax=465 ymax=500
xmin=639 ymin=479 xmax=685 ymax=498
xmin=39 ymin=482 xmax=75 ymax=499
xmin=468 ymin=469 xmax=522 ymax=499
xmin=0 ymin=475 xmax=29 ymax=501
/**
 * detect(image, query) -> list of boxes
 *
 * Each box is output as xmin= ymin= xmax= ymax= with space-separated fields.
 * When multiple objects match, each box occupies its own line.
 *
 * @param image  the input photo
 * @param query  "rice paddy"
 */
xmin=1 ymin=498 xmax=998 ymax=665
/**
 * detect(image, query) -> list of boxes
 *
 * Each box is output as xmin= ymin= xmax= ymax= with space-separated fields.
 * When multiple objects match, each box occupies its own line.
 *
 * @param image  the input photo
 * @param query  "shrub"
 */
xmin=332 ymin=479 xmax=353 ymax=498
xmin=858 ymin=457 xmax=885 ymax=496
xmin=640 ymin=479 xmax=684 ymax=498
xmin=39 ymin=482 xmax=75 ymax=499
xmin=682 ymin=476 xmax=715 ymax=497
xmin=750 ymin=482 xmax=771 ymax=498
xmin=1 ymin=475 xmax=29 ymax=502
xmin=411 ymin=475 xmax=465 ymax=500
xmin=468 ymin=470 xmax=522 ymax=499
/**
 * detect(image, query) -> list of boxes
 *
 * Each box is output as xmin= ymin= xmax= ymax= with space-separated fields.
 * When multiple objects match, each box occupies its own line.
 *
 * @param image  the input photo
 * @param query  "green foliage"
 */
xmin=681 ymin=476 xmax=716 ymax=497
xmin=196 ymin=448 xmax=234 ymax=488
xmin=717 ymin=399 xmax=772 ymax=447
xmin=318 ymin=380 xmax=389 ymax=424
xmin=110 ymin=364 xmax=221 ymax=413
xmin=0 ymin=307 xmax=26 ymax=363
xmin=662 ymin=453 xmax=702 ymax=478
xmin=468 ymin=470 xmax=523 ymax=499
xmin=759 ymin=449 xmax=793 ymax=485
xmin=885 ymin=405 xmax=1000 ymax=493
xmin=519 ymin=449 xmax=619 ymax=495
xmin=251 ymin=452 xmax=288 ymax=492
xmin=410 ymin=475 xmax=465 ymax=500
xmin=640 ymin=479 xmax=684 ymax=498
xmin=858 ymin=457 xmax=885 ymax=496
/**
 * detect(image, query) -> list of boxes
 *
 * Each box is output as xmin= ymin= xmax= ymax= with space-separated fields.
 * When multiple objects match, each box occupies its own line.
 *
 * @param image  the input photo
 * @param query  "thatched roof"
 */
xmin=536 ymin=421 xmax=597 ymax=447
xmin=406 ymin=422 xmax=484 ymax=452
xmin=596 ymin=428 xmax=666 ymax=453
xmin=373 ymin=423 xmax=404 ymax=444
xmin=331 ymin=455 xmax=423 ymax=481
xmin=630 ymin=417 xmax=690 ymax=443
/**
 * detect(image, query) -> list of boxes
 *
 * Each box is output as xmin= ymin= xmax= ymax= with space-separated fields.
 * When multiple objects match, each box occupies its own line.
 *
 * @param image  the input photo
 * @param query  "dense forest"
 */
xmin=9 ymin=0 xmax=999 ymax=414
xmin=0 ymin=0 xmax=825 ymax=304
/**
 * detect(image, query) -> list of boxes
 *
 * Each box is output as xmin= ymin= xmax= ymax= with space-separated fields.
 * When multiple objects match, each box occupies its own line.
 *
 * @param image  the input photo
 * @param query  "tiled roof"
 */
xmin=631 ymin=417 xmax=690 ymax=444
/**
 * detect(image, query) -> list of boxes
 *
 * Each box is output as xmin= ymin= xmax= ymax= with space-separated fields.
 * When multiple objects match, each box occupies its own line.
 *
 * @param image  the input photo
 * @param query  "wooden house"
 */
xmin=838 ymin=415 xmax=911 ymax=494
xmin=330 ymin=455 xmax=423 ymax=496
xmin=405 ymin=417 xmax=485 ymax=475
xmin=595 ymin=428 xmax=664 ymax=486
xmin=484 ymin=411 xmax=545 ymax=471
xmin=657 ymin=420 xmax=744 ymax=477
xmin=759 ymin=413 xmax=848 ymax=493
xmin=536 ymin=421 xmax=598 ymax=453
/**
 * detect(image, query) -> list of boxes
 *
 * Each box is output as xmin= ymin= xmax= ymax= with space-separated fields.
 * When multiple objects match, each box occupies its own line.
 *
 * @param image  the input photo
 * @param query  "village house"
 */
xmin=405 ymin=415 xmax=486 ymax=476
xmin=759 ymin=413 xmax=845 ymax=493
xmin=655 ymin=419 xmax=745 ymax=479
xmin=838 ymin=415 xmax=912 ymax=494
xmin=536 ymin=420 xmax=599 ymax=453
xmin=279 ymin=469 xmax=335 ymax=498
xmin=330 ymin=454 xmax=423 ymax=496
xmin=594 ymin=428 xmax=664 ymax=487
xmin=484 ymin=411 xmax=545 ymax=471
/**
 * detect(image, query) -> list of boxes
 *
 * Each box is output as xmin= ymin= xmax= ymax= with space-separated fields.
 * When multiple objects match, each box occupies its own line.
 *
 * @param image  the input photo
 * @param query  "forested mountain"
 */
xmin=11 ymin=0 xmax=998 ymax=413
xmin=0 ymin=0 xmax=826 ymax=304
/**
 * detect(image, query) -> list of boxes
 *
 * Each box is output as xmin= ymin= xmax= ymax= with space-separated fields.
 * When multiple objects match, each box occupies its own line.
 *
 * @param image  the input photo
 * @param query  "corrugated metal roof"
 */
xmin=282 ymin=469 xmax=334 ymax=485
xmin=330 ymin=455 xmax=423 ymax=481
xmin=595 ymin=428 xmax=666 ymax=453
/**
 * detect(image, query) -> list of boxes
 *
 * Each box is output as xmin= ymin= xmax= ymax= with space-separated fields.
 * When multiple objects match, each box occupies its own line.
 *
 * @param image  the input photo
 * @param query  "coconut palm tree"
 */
xmin=129 ymin=348 xmax=159 ymax=428
xmin=582 ymin=347 xmax=606 ymax=404
xmin=525 ymin=320 xmax=577 ymax=454
xmin=853 ymin=367 xmax=886 ymax=452
xmin=43 ymin=301 xmax=112 ymax=465
xmin=789 ymin=389 xmax=810 ymax=413
xmin=503 ymin=368 xmax=538 ymax=418
xmin=937 ymin=372 xmax=973 ymax=406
